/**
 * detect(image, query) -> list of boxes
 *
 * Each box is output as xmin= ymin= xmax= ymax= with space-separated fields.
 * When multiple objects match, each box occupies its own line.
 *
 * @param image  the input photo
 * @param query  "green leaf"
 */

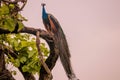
xmin=22 ymin=65 xmax=30 ymax=72
xmin=40 ymin=43 xmax=50 ymax=57
xmin=4 ymin=16 xmax=16 ymax=32
xmin=13 ymin=39 xmax=19 ymax=47
xmin=20 ymin=57 xmax=27 ymax=63
xmin=34 ymin=65 xmax=40 ymax=71
xmin=17 ymin=21 xmax=24 ymax=31
xmin=14 ymin=59 xmax=20 ymax=67
xmin=27 ymin=49 xmax=37 ymax=58
xmin=21 ymin=41 xmax=28 ymax=47
xmin=17 ymin=14 xmax=28 ymax=21
xmin=8 ymin=53 xmax=15 ymax=63
xmin=44 ymin=48 xmax=50 ymax=56
xmin=18 ymin=47 xmax=28 ymax=54
xmin=9 ymin=4 xmax=15 ymax=9
xmin=5 ymin=58 xmax=9 ymax=64
xmin=0 ymin=4 xmax=9 ymax=15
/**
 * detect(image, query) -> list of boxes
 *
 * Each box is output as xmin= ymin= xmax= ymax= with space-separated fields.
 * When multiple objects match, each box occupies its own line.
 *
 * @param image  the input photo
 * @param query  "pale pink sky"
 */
xmin=20 ymin=0 xmax=120 ymax=80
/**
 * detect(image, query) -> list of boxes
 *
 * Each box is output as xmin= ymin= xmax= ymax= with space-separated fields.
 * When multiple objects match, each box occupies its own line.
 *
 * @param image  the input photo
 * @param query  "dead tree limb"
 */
xmin=36 ymin=31 xmax=52 ymax=80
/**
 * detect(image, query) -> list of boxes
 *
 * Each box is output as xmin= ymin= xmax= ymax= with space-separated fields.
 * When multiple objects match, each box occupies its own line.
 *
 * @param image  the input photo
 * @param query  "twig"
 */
xmin=36 ymin=31 xmax=52 ymax=80
xmin=18 ymin=0 xmax=27 ymax=11
xmin=2 ymin=0 xmax=27 ymax=11
xmin=2 ymin=0 xmax=23 ymax=4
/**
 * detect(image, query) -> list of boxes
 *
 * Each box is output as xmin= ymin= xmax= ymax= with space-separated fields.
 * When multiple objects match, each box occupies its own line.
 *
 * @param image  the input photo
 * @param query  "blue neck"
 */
xmin=42 ymin=6 xmax=48 ymax=19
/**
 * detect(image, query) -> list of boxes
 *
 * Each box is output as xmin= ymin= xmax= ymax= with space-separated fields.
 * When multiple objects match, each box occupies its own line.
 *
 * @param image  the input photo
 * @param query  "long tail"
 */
xmin=55 ymin=27 xmax=79 ymax=80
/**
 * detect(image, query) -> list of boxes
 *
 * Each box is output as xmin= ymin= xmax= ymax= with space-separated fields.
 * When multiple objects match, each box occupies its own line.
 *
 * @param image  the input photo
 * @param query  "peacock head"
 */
xmin=41 ymin=3 xmax=46 ymax=7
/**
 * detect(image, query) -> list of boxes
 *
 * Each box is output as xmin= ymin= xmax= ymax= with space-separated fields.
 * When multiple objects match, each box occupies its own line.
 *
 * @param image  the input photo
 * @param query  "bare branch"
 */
xmin=2 ymin=0 xmax=19 ymax=4
xmin=1 ymin=0 xmax=27 ymax=11
xmin=36 ymin=31 xmax=52 ymax=80
xmin=18 ymin=0 xmax=27 ymax=11
xmin=2 ymin=0 xmax=26 ymax=4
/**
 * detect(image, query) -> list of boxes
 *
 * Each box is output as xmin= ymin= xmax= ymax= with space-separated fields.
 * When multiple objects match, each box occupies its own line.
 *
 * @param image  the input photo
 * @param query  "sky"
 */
xmin=16 ymin=0 xmax=120 ymax=80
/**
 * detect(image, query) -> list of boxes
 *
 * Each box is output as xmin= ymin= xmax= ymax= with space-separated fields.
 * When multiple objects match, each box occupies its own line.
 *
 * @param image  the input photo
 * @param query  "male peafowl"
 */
xmin=41 ymin=3 xmax=79 ymax=80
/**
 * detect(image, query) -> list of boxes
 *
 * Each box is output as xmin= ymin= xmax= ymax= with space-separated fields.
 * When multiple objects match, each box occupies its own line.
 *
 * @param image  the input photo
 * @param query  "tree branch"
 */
xmin=2 ymin=0 xmax=21 ymax=4
xmin=36 ymin=31 xmax=52 ymax=80
xmin=1 ymin=0 xmax=27 ymax=12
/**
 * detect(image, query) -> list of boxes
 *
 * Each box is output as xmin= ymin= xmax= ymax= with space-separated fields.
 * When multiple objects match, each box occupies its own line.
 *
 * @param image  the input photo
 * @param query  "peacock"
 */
xmin=41 ymin=3 xmax=79 ymax=80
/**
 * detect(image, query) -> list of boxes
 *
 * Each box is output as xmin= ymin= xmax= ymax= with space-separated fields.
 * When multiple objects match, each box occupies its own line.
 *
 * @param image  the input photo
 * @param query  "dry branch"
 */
xmin=36 ymin=31 xmax=52 ymax=80
xmin=1 ymin=0 xmax=27 ymax=12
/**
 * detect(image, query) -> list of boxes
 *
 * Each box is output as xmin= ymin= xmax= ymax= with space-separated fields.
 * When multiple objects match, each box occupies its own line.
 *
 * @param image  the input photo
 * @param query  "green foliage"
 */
xmin=0 ymin=3 xmax=26 ymax=32
xmin=0 ymin=2 xmax=49 ymax=75
xmin=3 ymin=15 xmax=16 ymax=31
xmin=0 ymin=4 xmax=9 ymax=15
xmin=1 ymin=34 xmax=49 ymax=74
